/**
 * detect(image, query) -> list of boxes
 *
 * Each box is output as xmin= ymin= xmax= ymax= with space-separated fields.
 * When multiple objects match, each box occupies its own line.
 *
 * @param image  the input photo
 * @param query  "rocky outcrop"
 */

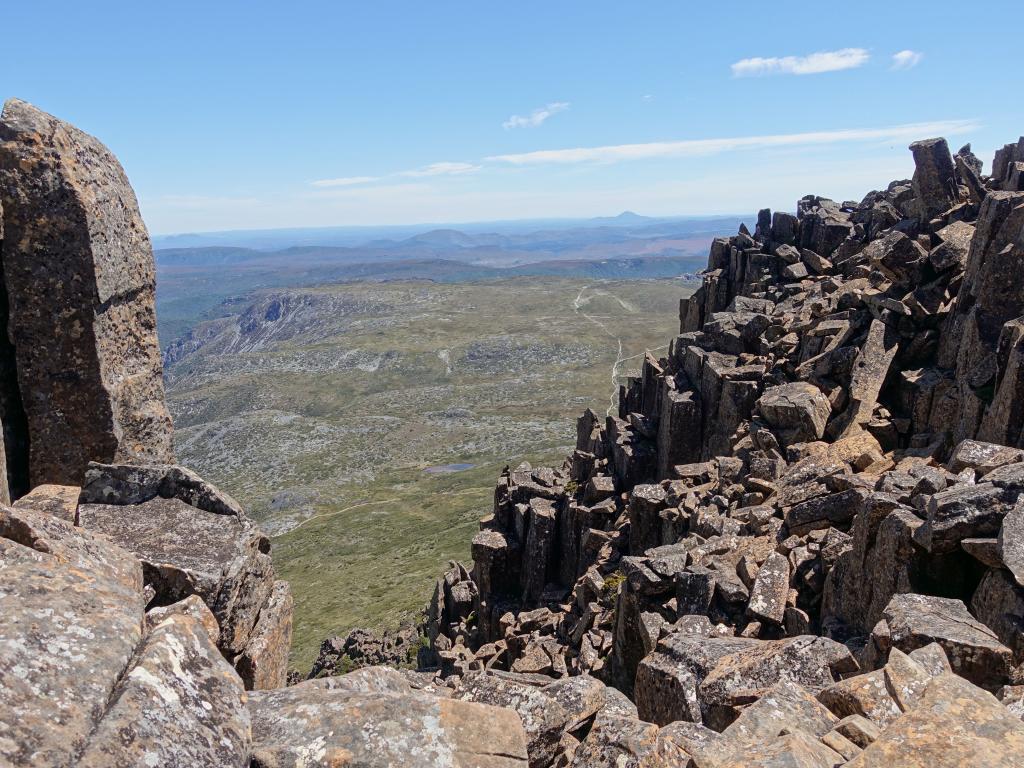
xmin=0 ymin=99 xmax=173 ymax=488
xmin=409 ymin=132 xmax=1024 ymax=766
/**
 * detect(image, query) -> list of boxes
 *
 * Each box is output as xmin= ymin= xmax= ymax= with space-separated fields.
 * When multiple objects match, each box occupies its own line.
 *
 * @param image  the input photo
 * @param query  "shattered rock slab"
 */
xmin=78 ymin=496 xmax=274 ymax=656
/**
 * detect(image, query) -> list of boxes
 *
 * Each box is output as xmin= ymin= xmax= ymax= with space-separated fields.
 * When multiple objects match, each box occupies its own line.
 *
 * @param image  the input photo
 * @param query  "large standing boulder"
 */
xmin=0 ymin=98 xmax=173 ymax=487
xmin=910 ymin=137 xmax=959 ymax=222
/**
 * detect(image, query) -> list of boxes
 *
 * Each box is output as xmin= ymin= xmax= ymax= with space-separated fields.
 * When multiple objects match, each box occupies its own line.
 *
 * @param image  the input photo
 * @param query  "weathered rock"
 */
xmin=756 ymin=382 xmax=831 ymax=445
xmin=910 ymin=137 xmax=959 ymax=221
xmin=78 ymin=496 xmax=274 ymax=658
xmin=846 ymin=673 xmax=1024 ymax=767
xmin=80 ymin=461 xmax=245 ymax=517
xmin=250 ymin=682 xmax=530 ymax=767
xmin=77 ymin=612 xmax=250 ymax=768
xmin=746 ymin=551 xmax=789 ymax=625
xmin=817 ymin=669 xmax=903 ymax=727
xmin=145 ymin=594 xmax=220 ymax=645
xmin=0 ymin=99 xmax=173 ymax=486
xmin=635 ymin=631 xmax=855 ymax=729
xmin=999 ymin=500 xmax=1024 ymax=586
xmin=541 ymin=674 xmax=608 ymax=732
xmin=882 ymin=647 xmax=934 ymax=711
xmin=970 ymin=567 xmax=1024 ymax=658
xmin=0 ymin=507 xmax=145 ymax=767
xmin=703 ymin=679 xmax=837 ymax=764
xmin=451 ymin=671 xmax=570 ymax=767
xmin=697 ymin=635 xmax=858 ymax=724
xmin=11 ymin=483 xmax=79 ymax=522
xmin=875 ymin=593 xmax=1013 ymax=689
xmin=235 ymin=579 xmax=293 ymax=690
xmin=832 ymin=715 xmax=880 ymax=748
xmin=914 ymin=480 xmax=1020 ymax=553
xmin=568 ymin=713 xmax=686 ymax=768
xmin=947 ymin=439 xmax=1024 ymax=476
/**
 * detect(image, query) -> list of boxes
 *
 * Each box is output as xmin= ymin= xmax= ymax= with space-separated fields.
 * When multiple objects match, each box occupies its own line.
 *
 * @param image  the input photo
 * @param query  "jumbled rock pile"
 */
xmin=409 ymin=134 xmax=1024 ymax=766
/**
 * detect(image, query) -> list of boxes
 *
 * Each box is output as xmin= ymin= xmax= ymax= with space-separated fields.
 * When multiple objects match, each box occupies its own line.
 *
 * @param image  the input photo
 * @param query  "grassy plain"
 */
xmin=163 ymin=277 xmax=694 ymax=671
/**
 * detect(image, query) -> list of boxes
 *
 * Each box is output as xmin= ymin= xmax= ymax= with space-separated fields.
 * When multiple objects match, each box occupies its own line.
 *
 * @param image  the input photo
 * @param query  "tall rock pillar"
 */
xmin=0 ymin=99 xmax=174 ymax=486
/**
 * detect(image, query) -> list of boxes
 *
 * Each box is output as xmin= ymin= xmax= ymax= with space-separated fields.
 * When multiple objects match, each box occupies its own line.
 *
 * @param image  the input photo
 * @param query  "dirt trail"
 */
xmin=573 ymin=285 xmax=667 ymax=416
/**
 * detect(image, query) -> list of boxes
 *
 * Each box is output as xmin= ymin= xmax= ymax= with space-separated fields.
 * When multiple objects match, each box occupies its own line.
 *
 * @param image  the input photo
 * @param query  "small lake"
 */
xmin=423 ymin=463 xmax=475 ymax=474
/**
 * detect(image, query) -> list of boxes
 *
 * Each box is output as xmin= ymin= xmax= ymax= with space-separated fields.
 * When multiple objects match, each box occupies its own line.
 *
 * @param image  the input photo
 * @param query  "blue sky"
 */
xmin=2 ymin=1 xmax=1019 ymax=234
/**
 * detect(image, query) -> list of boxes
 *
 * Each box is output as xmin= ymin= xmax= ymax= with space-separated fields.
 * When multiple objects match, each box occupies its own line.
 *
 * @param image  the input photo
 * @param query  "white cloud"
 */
xmin=503 ymin=101 xmax=570 ymax=129
xmin=310 ymin=176 xmax=379 ymax=188
xmin=891 ymin=50 xmax=924 ymax=70
xmin=486 ymin=119 xmax=980 ymax=166
xmin=311 ymin=162 xmax=479 ymax=188
xmin=399 ymin=162 xmax=482 ymax=178
xmin=731 ymin=48 xmax=869 ymax=77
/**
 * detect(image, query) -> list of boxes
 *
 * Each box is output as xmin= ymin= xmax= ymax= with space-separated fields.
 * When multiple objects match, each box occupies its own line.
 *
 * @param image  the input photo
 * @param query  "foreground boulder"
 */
xmin=846 ymin=673 xmax=1024 ymax=767
xmin=0 ymin=506 xmax=145 ymax=767
xmin=0 ymin=98 xmax=174 ymax=487
xmin=249 ymin=679 xmax=530 ymax=767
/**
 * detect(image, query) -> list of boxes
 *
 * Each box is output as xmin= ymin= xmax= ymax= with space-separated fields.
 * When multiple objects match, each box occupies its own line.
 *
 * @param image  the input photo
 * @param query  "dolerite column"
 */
xmin=0 ymin=99 xmax=174 ymax=486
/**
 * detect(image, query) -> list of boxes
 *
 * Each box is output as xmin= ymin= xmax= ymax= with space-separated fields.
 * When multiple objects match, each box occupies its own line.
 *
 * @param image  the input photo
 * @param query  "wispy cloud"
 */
xmin=399 ymin=162 xmax=481 ymax=178
xmin=486 ymin=120 xmax=980 ymax=165
xmin=311 ymin=176 xmax=380 ymax=188
xmin=503 ymin=102 xmax=570 ymax=129
xmin=891 ymin=50 xmax=923 ymax=70
xmin=311 ymin=162 xmax=479 ymax=188
xmin=731 ymin=48 xmax=869 ymax=77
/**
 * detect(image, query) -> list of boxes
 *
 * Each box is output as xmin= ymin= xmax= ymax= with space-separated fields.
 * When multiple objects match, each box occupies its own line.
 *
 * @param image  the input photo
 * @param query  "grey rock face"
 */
xmin=249 ymin=682 xmax=530 ymax=767
xmin=80 ymin=461 xmax=245 ymax=517
xmin=77 ymin=613 xmax=251 ymax=768
xmin=874 ymin=593 xmax=1013 ymax=689
xmin=0 ymin=99 xmax=173 ymax=486
xmin=910 ymin=137 xmax=959 ymax=222
xmin=0 ymin=507 xmax=145 ymax=767
xmin=756 ymin=382 xmax=831 ymax=445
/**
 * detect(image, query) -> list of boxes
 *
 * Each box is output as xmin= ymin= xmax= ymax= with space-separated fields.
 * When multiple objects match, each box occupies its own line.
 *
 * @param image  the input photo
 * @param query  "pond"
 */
xmin=423 ymin=463 xmax=475 ymax=474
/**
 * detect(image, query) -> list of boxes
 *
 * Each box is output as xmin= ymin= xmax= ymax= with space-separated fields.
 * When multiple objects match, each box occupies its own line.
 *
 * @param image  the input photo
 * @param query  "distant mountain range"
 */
xmin=153 ymin=213 xmax=745 ymax=347
xmin=151 ymin=212 xmax=747 ymax=252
